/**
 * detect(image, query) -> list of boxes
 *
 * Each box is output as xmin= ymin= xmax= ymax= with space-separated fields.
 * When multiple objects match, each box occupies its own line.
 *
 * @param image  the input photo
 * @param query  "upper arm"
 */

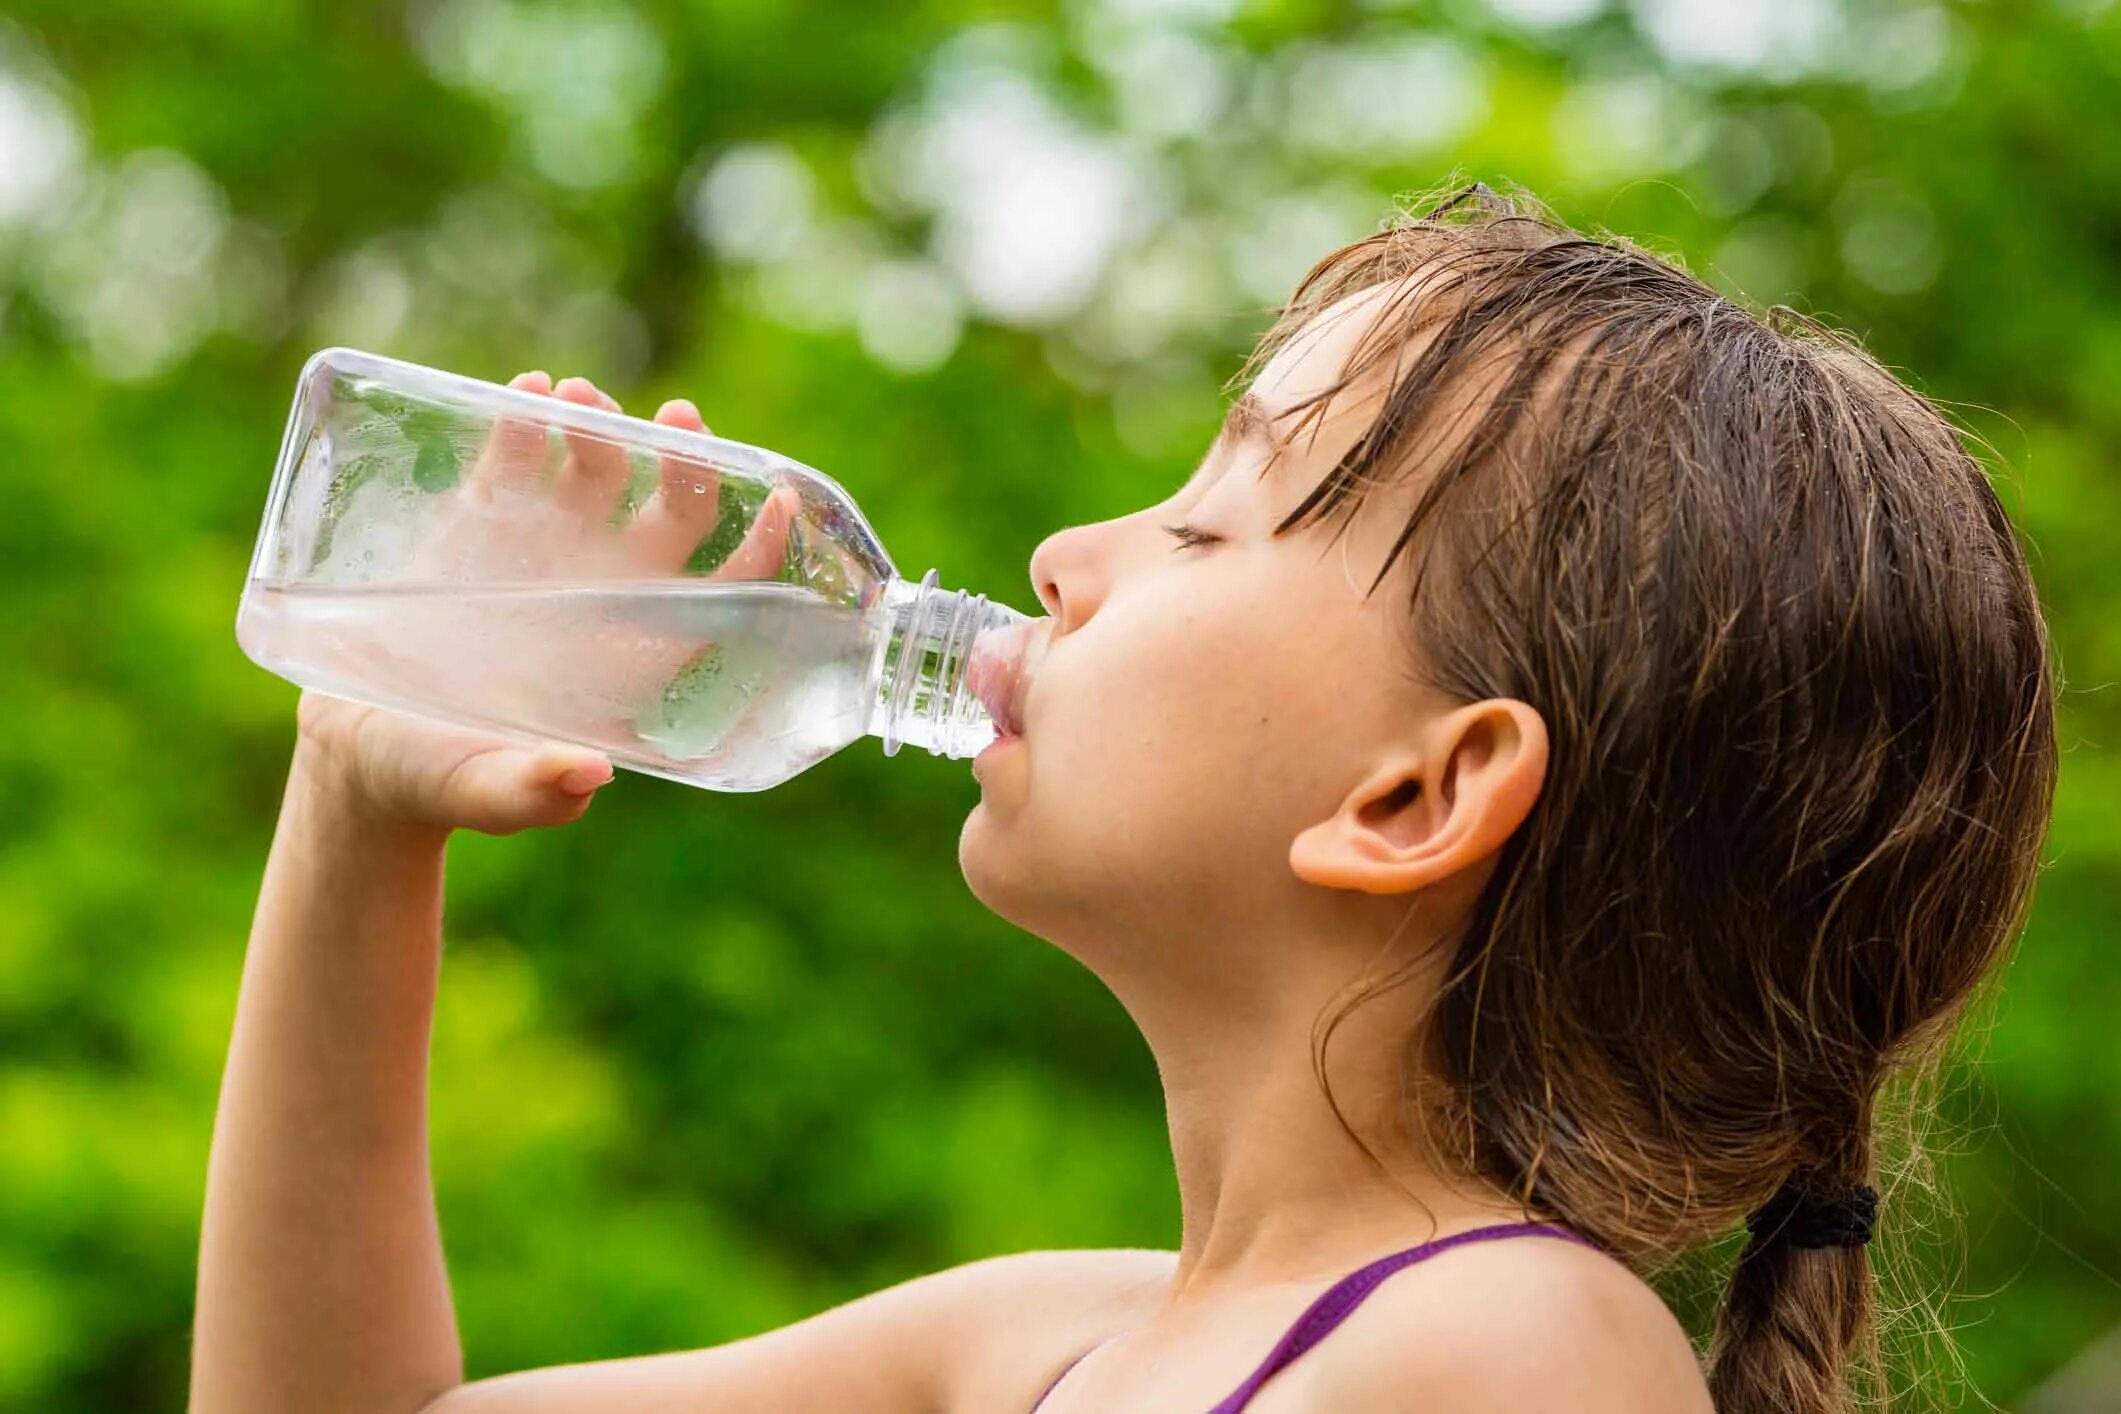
xmin=1304 ymin=1239 xmax=1713 ymax=1413
xmin=423 ymin=1247 xmax=1177 ymax=1414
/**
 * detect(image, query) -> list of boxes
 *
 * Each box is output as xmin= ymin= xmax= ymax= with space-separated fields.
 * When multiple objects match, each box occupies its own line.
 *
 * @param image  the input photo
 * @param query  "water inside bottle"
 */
xmin=239 ymin=579 xmax=881 ymax=791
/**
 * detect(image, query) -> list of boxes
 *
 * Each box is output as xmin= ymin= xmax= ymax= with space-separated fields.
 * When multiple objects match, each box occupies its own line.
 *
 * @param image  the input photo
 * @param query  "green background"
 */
xmin=2 ymin=1 xmax=2117 ymax=1408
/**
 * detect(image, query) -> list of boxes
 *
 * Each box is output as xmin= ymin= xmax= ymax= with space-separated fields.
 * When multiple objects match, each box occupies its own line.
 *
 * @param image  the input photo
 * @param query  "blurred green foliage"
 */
xmin=1 ymin=1 xmax=2117 ymax=1408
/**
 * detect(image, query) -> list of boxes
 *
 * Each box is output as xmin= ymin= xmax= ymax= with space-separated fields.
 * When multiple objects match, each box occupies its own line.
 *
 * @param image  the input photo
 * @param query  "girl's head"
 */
xmin=960 ymin=183 xmax=2057 ymax=1411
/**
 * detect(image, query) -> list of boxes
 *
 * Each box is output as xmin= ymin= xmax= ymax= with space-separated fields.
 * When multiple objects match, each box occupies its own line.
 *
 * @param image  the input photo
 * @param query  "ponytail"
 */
xmin=1708 ymin=1169 xmax=1882 ymax=1414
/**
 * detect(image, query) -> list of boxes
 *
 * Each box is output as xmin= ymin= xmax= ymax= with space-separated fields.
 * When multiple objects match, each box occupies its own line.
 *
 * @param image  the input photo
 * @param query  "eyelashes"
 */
xmin=1160 ymin=520 xmax=1221 ymax=550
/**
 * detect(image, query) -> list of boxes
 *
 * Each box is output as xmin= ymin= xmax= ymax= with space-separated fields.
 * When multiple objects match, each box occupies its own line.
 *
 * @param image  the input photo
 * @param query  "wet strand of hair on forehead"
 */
xmin=1250 ymin=234 xmax=1747 ymax=604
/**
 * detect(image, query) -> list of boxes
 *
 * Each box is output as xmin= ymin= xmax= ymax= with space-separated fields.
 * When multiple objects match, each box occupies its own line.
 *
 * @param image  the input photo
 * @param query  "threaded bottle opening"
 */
xmin=871 ymin=571 xmax=1030 ymax=760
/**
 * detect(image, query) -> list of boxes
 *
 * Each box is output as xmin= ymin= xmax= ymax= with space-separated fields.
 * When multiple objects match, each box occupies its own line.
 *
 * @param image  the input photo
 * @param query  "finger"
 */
xmin=451 ymin=746 xmax=614 ymax=836
xmin=463 ymin=370 xmax=555 ymax=501
xmin=653 ymin=396 xmax=710 ymax=436
xmin=576 ymin=376 xmax=622 ymax=414
xmin=624 ymin=398 xmax=724 ymax=573
xmin=542 ymin=751 xmax=616 ymax=796
xmin=551 ymin=376 xmax=632 ymax=525
xmin=708 ymin=484 xmax=799 ymax=584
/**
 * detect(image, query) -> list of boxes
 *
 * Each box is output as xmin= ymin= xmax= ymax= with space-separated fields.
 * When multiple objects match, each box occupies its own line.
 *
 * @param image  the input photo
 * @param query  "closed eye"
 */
xmin=1161 ymin=521 xmax=1221 ymax=550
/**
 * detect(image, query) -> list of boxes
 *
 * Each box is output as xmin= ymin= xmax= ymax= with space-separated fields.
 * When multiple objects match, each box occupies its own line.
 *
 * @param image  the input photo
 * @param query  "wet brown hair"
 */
xmin=1240 ymin=182 xmax=2059 ymax=1411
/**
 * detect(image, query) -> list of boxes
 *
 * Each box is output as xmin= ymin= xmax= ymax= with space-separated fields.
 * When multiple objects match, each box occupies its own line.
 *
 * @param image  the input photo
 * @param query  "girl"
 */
xmin=190 ymin=184 xmax=2058 ymax=1413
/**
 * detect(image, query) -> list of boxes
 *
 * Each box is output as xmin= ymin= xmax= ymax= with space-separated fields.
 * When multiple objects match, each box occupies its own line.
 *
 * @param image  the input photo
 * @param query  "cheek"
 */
xmin=962 ymin=563 xmax=1382 ymax=927
xmin=1032 ymin=578 xmax=1316 ymax=845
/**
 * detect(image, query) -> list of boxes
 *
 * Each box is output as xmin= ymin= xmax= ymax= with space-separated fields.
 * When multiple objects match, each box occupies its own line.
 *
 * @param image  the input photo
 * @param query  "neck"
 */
xmin=1099 ymin=904 xmax=1536 ymax=1305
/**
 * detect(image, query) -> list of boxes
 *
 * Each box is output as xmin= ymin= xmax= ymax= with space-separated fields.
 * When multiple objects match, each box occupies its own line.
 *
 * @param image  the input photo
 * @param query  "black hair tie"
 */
xmin=1745 ymin=1180 xmax=1879 ymax=1249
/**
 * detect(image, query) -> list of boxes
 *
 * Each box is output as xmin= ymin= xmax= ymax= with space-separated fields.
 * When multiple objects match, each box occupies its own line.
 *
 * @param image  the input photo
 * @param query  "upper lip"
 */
xmin=973 ymin=621 xmax=1043 ymax=736
xmin=970 ymin=628 xmax=1023 ymax=735
xmin=1007 ymin=621 xmax=1052 ymax=735
xmin=997 ymin=664 xmax=1029 ymax=737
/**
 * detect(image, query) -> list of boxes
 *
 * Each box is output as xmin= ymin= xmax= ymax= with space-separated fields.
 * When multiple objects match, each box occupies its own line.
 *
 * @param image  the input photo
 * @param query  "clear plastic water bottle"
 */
xmin=236 ymin=348 xmax=1041 ymax=792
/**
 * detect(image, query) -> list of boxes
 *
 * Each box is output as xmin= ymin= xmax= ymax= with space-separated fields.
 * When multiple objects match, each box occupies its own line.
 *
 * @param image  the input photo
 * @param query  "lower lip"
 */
xmin=972 ymin=731 xmax=1022 ymax=774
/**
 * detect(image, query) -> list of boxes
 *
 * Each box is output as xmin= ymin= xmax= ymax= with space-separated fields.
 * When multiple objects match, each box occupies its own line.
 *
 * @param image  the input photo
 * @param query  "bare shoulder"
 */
xmin=928 ymin=1244 xmax=1177 ymax=1347
xmin=428 ymin=1247 xmax=1176 ymax=1414
xmin=1306 ymin=1233 xmax=1712 ymax=1413
xmin=943 ymin=1245 xmax=1180 ymax=1305
xmin=933 ymin=1247 xmax=1179 ymax=1408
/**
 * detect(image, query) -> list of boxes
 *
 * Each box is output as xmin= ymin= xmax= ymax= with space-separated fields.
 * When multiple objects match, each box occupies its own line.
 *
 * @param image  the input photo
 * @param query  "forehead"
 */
xmin=1250 ymin=281 xmax=1408 ymax=429
xmin=1206 ymin=280 xmax=1414 ymax=519
xmin=1232 ymin=277 xmax=1461 ymax=594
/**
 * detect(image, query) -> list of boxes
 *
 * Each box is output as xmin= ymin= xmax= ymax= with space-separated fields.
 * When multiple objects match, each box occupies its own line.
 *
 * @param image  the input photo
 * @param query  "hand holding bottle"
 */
xmin=244 ymin=347 xmax=1033 ymax=792
xmin=293 ymin=371 xmax=795 ymax=838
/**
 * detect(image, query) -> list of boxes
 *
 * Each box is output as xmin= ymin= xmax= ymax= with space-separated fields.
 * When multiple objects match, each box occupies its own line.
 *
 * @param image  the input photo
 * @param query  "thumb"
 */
xmin=446 ymin=747 xmax=615 ymax=834
xmin=539 ymin=750 xmax=617 ymax=796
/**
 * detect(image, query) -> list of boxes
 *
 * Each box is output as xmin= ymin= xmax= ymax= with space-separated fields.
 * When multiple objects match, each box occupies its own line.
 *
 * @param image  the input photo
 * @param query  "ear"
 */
xmin=1288 ymin=699 xmax=1548 ymax=896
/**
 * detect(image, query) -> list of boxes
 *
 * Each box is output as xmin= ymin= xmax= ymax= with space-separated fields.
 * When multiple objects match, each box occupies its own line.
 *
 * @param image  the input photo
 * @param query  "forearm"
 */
xmin=192 ymin=747 xmax=463 ymax=1413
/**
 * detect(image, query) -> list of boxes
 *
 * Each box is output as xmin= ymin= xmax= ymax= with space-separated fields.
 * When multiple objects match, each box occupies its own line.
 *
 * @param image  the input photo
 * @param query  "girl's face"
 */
xmin=961 ymin=284 xmax=1457 ymax=982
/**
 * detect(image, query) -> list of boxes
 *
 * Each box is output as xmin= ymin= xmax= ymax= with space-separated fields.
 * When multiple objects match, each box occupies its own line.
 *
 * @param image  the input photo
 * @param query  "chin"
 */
xmin=957 ymin=802 xmax=1018 ymax=914
xmin=957 ymin=802 xmax=1074 ymax=937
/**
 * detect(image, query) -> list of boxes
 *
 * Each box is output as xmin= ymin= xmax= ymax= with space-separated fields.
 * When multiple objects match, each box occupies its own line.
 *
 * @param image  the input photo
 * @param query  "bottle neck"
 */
xmin=868 ymin=569 xmax=1028 ymax=760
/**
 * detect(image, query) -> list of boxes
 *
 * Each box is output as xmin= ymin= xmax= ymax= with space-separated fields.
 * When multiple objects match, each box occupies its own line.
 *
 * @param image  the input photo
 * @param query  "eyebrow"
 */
xmin=1225 ymin=390 xmax=1272 ymax=446
xmin=1178 ymin=391 xmax=1276 ymax=493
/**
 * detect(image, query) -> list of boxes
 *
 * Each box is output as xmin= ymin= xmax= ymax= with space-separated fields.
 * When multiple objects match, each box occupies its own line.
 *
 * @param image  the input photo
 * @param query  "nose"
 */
xmin=1027 ymin=520 xmax=1109 ymax=636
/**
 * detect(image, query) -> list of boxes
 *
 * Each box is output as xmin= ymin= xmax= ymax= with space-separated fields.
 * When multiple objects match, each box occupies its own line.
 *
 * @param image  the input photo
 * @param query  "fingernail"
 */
xmin=558 ymin=761 xmax=613 ymax=793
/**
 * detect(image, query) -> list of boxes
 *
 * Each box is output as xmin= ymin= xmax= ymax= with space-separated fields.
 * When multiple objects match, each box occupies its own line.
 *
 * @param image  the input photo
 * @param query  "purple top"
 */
xmin=1028 ymin=1220 xmax=1597 ymax=1413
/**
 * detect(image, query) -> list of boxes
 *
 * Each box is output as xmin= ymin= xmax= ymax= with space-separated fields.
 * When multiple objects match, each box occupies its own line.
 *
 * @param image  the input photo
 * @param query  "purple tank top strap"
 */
xmin=1201 ymin=1220 xmax=1594 ymax=1413
xmin=1028 ymin=1221 xmax=1595 ymax=1414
